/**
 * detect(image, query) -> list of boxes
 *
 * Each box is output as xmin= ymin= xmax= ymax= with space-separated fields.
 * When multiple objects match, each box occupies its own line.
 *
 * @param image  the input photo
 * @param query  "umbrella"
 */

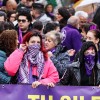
xmin=73 ymin=0 xmax=100 ymax=13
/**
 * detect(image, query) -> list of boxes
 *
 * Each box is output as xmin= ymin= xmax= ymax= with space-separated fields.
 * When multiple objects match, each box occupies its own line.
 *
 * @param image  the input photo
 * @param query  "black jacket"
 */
xmin=60 ymin=61 xmax=100 ymax=86
xmin=50 ymin=45 xmax=70 ymax=78
xmin=15 ymin=23 xmax=33 ymax=37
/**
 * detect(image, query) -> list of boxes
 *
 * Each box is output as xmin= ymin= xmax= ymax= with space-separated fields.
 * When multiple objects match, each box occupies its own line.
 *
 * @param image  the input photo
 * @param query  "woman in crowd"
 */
xmin=44 ymin=31 xmax=74 ymax=79
xmin=0 ymin=30 xmax=19 ymax=83
xmin=81 ymin=22 xmax=98 ymax=42
xmin=4 ymin=31 xmax=59 ymax=87
xmin=7 ymin=10 xmax=16 ymax=23
xmin=60 ymin=41 xmax=100 ymax=86
xmin=86 ymin=29 xmax=100 ymax=62
xmin=74 ymin=29 xmax=100 ymax=62
xmin=55 ymin=7 xmax=70 ymax=30
xmin=45 ymin=3 xmax=55 ymax=21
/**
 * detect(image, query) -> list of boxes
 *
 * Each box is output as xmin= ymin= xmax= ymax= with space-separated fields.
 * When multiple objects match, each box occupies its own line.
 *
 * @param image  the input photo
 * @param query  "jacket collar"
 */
xmin=67 ymin=24 xmax=78 ymax=30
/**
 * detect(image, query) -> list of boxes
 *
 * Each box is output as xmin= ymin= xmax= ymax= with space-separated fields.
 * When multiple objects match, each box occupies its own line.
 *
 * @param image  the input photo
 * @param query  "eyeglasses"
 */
xmin=18 ymin=19 xmax=28 ymax=23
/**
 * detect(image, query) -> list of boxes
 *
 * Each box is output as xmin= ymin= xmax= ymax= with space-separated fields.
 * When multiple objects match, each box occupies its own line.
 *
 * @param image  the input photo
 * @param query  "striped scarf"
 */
xmin=18 ymin=44 xmax=44 ymax=83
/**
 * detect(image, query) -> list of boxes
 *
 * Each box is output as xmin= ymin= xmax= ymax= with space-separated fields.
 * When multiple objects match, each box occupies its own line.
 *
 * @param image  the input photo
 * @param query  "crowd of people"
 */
xmin=0 ymin=0 xmax=100 ymax=88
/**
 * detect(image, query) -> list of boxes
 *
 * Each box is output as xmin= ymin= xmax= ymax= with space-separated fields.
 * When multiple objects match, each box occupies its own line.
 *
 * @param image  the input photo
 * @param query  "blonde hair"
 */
xmin=45 ymin=30 xmax=63 ymax=45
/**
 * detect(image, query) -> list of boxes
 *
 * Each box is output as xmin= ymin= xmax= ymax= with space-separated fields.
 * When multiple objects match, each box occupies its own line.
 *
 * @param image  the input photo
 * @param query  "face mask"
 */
xmin=84 ymin=54 xmax=95 ymax=75
xmin=28 ymin=44 xmax=41 ymax=54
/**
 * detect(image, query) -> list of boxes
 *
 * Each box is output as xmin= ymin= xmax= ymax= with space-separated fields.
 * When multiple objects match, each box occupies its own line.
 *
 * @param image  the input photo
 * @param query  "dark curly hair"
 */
xmin=17 ymin=10 xmax=32 ymax=22
xmin=0 ymin=30 xmax=18 ymax=57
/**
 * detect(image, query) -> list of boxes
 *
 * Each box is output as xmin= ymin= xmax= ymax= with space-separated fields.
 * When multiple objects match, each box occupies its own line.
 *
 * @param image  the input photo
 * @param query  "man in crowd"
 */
xmin=61 ymin=16 xmax=82 ymax=61
xmin=15 ymin=9 xmax=32 ymax=43
xmin=32 ymin=3 xmax=52 ymax=25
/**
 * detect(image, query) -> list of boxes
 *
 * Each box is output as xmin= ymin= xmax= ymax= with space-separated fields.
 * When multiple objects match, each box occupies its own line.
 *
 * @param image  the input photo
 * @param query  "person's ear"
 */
xmin=95 ymin=38 xmax=99 ymax=44
xmin=26 ymin=42 xmax=28 ymax=46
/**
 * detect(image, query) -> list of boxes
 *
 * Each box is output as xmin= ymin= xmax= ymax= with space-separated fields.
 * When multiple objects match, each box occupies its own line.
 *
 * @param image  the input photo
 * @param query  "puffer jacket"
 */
xmin=0 ymin=50 xmax=11 ymax=83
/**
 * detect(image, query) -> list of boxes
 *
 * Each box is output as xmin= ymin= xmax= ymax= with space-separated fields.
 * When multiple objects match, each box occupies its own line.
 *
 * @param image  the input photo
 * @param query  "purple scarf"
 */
xmin=18 ymin=44 xmax=44 ymax=83
xmin=18 ymin=28 xmax=23 ymax=44
xmin=50 ymin=48 xmax=56 ymax=53
xmin=0 ymin=1 xmax=2 ymax=7
xmin=84 ymin=54 xmax=95 ymax=76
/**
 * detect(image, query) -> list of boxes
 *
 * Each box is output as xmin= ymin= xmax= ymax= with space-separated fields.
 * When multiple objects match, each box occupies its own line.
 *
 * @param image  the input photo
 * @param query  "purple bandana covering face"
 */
xmin=18 ymin=44 xmax=44 ymax=83
xmin=27 ymin=44 xmax=44 ymax=78
xmin=84 ymin=54 xmax=95 ymax=76
xmin=27 ymin=44 xmax=41 ymax=59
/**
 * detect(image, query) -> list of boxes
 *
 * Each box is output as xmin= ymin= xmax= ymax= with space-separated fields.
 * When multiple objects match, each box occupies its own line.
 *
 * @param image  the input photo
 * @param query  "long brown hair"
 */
xmin=0 ymin=30 xmax=18 ymax=57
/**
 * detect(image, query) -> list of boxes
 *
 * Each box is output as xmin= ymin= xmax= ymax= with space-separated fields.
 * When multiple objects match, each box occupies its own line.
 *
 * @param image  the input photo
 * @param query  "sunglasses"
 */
xmin=18 ymin=19 xmax=28 ymax=23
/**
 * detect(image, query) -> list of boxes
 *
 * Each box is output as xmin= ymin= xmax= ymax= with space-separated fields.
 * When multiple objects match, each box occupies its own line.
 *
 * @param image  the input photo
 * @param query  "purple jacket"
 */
xmin=61 ymin=24 xmax=82 ymax=61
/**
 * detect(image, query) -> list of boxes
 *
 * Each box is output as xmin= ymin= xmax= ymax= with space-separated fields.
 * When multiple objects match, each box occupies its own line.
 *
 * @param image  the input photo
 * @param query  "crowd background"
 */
xmin=0 ymin=0 xmax=100 ymax=87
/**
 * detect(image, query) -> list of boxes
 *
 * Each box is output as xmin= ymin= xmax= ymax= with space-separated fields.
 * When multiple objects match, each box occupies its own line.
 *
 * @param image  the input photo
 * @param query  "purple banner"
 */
xmin=0 ymin=85 xmax=100 ymax=100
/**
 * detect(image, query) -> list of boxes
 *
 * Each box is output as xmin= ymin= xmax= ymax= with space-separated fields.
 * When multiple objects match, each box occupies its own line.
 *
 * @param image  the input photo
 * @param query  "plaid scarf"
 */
xmin=18 ymin=44 xmax=44 ymax=83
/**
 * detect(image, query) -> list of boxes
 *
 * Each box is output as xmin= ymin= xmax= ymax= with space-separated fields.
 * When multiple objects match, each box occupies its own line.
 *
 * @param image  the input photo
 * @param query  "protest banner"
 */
xmin=0 ymin=85 xmax=100 ymax=100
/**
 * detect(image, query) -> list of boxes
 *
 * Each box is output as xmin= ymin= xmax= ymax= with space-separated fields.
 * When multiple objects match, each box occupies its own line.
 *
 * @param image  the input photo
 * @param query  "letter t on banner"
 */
xmin=28 ymin=95 xmax=40 ymax=100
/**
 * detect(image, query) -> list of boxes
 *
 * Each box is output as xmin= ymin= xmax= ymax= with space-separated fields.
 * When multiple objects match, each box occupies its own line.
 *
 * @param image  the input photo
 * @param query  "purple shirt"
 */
xmin=61 ymin=24 xmax=82 ymax=61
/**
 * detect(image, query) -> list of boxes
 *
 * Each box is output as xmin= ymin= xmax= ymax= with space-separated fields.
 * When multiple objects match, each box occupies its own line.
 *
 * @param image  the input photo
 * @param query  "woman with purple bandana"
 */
xmin=60 ymin=41 xmax=100 ymax=86
xmin=4 ymin=31 xmax=59 ymax=88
